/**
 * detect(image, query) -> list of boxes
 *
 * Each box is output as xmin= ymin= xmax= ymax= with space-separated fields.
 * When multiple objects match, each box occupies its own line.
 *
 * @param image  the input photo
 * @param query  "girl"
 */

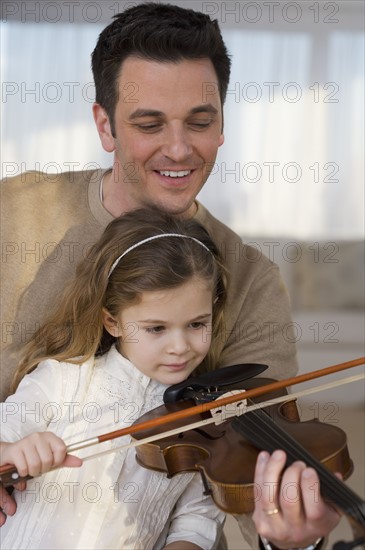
xmin=0 ymin=207 xmax=227 ymax=550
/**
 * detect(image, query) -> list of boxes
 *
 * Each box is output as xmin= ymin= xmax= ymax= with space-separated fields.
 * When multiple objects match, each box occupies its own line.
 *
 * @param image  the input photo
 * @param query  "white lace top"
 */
xmin=0 ymin=346 xmax=224 ymax=549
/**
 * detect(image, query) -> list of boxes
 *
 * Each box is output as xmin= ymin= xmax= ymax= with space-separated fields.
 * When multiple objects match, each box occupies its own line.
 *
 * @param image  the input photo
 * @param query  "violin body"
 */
xmin=133 ymin=378 xmax=353 ymax=514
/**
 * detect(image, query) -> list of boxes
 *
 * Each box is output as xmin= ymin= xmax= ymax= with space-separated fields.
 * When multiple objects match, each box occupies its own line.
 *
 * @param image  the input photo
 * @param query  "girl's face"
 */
xmin=103 ymin=277 xmax=213 ymax=385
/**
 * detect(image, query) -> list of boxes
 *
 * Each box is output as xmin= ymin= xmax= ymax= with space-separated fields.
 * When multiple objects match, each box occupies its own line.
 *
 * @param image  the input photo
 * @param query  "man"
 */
xmin=0 ymin=3 xmax=340 ymax=548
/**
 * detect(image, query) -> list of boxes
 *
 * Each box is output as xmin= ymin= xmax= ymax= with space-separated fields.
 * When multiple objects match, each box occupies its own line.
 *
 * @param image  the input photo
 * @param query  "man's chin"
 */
xmin=151 ymin=199 xmax=198 ymax=219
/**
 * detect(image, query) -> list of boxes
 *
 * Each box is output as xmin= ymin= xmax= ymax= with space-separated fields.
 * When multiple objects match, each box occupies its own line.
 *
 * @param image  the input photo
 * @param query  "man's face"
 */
xmin=95 ymin=57 xmax=224 ymax=217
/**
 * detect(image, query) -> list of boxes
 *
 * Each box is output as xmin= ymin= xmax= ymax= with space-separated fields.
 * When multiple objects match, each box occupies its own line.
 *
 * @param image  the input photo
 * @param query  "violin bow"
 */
xmin=0 ymin=356 xmax=364 ymax=486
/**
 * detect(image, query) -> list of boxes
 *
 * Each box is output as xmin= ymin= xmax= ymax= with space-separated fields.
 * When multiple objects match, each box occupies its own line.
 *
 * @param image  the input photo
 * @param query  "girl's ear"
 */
xmin=102 ymin=308 xmax=123 ymax=337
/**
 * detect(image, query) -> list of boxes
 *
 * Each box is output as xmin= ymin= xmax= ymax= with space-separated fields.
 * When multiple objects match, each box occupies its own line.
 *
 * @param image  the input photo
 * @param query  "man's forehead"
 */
xmin=119 ymin=54 xmax=218 ymax=72
xmin=116 ymin=56 xmax=221 ymax=108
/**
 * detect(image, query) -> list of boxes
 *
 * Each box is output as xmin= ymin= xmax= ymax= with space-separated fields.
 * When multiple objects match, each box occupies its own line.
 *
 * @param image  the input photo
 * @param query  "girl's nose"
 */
xmin=167 ymin=331 xmax=191 ymax=355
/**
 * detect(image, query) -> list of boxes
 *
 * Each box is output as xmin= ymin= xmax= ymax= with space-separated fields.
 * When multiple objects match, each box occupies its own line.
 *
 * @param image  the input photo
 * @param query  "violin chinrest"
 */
xmin=163 ymin=363 xmax=268 ymax=403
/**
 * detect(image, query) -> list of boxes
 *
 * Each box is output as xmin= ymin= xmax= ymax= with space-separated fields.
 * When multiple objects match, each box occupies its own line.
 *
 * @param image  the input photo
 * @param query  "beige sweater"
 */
xmin=0 ymin=169 xmax=297 ymax=400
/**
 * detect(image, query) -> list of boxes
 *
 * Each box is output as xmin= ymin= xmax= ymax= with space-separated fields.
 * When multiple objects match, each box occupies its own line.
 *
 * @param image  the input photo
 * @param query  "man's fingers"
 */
xmin=278 ymin=460 xmax=306 ymax=520
xmin=0 ymin=510 xmax=7 ymax=527
xmin=0 ymin=485 xmax=17 ymax=520
xmin=13 ymin=481 xmax=26 ymax=491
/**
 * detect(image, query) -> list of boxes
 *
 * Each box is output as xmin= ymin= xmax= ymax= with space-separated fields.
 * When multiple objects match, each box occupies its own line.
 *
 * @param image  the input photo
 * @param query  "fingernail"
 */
xmin=259 ymin=451 xmax=269 ymax=463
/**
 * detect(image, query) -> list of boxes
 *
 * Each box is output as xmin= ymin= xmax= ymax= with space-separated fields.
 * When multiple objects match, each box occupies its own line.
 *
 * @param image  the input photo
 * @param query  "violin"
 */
xmin=132 ymin=376 xmax=355 ymax=515
xmin=1 ymin=358 xmax=364 ymax=545
xmin=129 ymin=362 xmax=365 ymax=545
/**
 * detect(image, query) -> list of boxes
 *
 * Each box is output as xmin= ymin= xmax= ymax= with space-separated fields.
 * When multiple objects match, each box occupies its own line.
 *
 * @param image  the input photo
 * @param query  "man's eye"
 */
xmin=136 ymin=123 xmax=161 ymax=132
xmin=189 ymin=120 xmax=213 ymax=129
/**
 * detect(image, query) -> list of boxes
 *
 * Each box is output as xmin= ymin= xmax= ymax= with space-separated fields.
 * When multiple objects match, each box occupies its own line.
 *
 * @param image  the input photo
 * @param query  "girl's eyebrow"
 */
xmin=137 ymin=313 xmax=212 ymax=324
xmin=129 ymin=104 xmax=218 ymax=120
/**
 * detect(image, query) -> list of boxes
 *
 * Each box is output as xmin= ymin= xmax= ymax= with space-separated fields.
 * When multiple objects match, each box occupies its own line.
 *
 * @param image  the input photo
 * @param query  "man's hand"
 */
xmin=252 ymin=450 xmax=341 ymax=549
xmin=0 ymin=481 xmax=26 ymax=526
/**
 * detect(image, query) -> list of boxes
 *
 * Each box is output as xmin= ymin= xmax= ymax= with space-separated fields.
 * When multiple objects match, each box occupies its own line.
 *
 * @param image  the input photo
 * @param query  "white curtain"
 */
xmin=198 ymin=27 xmax=364 ymax=239
xmin=1 ymin=9 xmax=364 ymax=240
xmin=1 ymin=22 xmax=110 ymax=172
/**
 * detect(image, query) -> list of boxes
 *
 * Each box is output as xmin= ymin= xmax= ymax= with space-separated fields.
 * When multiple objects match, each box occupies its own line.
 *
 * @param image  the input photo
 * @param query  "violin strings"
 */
xmin=232 ymin=410 xmax=362 ymax=524
xmin=234 ymin=412 xmax=364 ymax=523
xmin=232 ymin=409 xmax=365 ymax=527
xmin=237 ymin=409 xmax=365 ymax=526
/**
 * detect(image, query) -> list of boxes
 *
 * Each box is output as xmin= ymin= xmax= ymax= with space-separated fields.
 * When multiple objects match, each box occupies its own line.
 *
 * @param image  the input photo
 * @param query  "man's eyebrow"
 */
xmin=129 ymin=104 xmax=218 ymax=120
xmin=129 ymin=109 xmax=164 ymax=120
xmin=190 ymin=104 xmax=218 ymax=115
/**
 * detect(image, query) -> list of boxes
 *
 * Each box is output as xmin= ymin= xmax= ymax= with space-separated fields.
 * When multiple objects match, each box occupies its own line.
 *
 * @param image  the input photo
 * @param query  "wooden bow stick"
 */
xmin=0 ymin=356 xmax=363 ymax=486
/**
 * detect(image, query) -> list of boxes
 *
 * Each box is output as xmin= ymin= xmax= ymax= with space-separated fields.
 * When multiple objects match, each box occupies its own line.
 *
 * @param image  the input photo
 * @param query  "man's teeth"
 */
xmin=159 ymin=170 xmax=191 ymax=177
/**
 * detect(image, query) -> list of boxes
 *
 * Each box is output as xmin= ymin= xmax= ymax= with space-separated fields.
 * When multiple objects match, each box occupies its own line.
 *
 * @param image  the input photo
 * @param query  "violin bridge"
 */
xmin=210 ymin=390 xmax=247 ymax=425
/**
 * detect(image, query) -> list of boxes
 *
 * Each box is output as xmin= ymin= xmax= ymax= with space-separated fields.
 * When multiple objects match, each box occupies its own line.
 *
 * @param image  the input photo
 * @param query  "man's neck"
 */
xmin=101 ymin=169 xmax=129 ymax=217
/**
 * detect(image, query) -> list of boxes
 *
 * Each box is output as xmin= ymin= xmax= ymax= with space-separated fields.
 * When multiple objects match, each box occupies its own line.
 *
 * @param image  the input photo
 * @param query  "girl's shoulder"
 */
xmin=28 ymin=355 xmax=94 ymax=378
xmin=17 ymin=356 xmax=95 ymax=402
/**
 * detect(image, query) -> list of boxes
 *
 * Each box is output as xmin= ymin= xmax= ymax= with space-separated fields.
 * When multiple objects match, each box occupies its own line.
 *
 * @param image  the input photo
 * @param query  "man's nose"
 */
xmin=160 ymin=126 xmax=193 ymax=162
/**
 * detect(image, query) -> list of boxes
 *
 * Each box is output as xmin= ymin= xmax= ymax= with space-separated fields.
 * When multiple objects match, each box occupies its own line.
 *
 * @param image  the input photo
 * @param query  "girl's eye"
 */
xmin=189 ymin=322 xmax=204 ymax=329
xmin=145 ymin=326 xmax=165 ymax=334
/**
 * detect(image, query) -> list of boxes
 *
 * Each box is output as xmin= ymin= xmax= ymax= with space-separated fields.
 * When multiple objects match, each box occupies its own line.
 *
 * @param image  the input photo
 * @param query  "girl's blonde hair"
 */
xmin=13 ymin=208 xmax=228 ymax=390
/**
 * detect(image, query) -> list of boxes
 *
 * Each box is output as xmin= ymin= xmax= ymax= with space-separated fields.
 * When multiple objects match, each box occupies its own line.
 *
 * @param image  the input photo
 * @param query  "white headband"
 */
xmin=108 ymin=233 xmax=212 ymax=278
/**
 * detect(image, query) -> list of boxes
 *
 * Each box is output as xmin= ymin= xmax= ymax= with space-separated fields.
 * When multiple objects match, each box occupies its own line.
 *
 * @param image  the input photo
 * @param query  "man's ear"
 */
xmin=93 ymin=103 xmax=116 ymax=153
xmin=102 ymin=308 xmax=123 ymax=337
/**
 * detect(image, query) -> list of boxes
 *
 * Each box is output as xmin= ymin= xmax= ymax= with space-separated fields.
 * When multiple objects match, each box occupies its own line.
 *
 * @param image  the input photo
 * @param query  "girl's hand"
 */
xmin=0 ymin=434 xmax=82 ymax=527
xmin=0 ymin=433 xmax=83 ymax=478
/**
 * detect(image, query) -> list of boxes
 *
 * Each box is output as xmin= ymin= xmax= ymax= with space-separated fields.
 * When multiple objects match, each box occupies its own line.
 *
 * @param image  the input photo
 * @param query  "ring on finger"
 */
xmin=263 ymin=507 xmax=280 ymax=516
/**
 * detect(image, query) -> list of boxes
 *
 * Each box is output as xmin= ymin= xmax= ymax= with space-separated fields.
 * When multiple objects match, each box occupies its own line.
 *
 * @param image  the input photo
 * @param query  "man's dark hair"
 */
xmin=91 ymin=2 xmax=231 ymax=134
